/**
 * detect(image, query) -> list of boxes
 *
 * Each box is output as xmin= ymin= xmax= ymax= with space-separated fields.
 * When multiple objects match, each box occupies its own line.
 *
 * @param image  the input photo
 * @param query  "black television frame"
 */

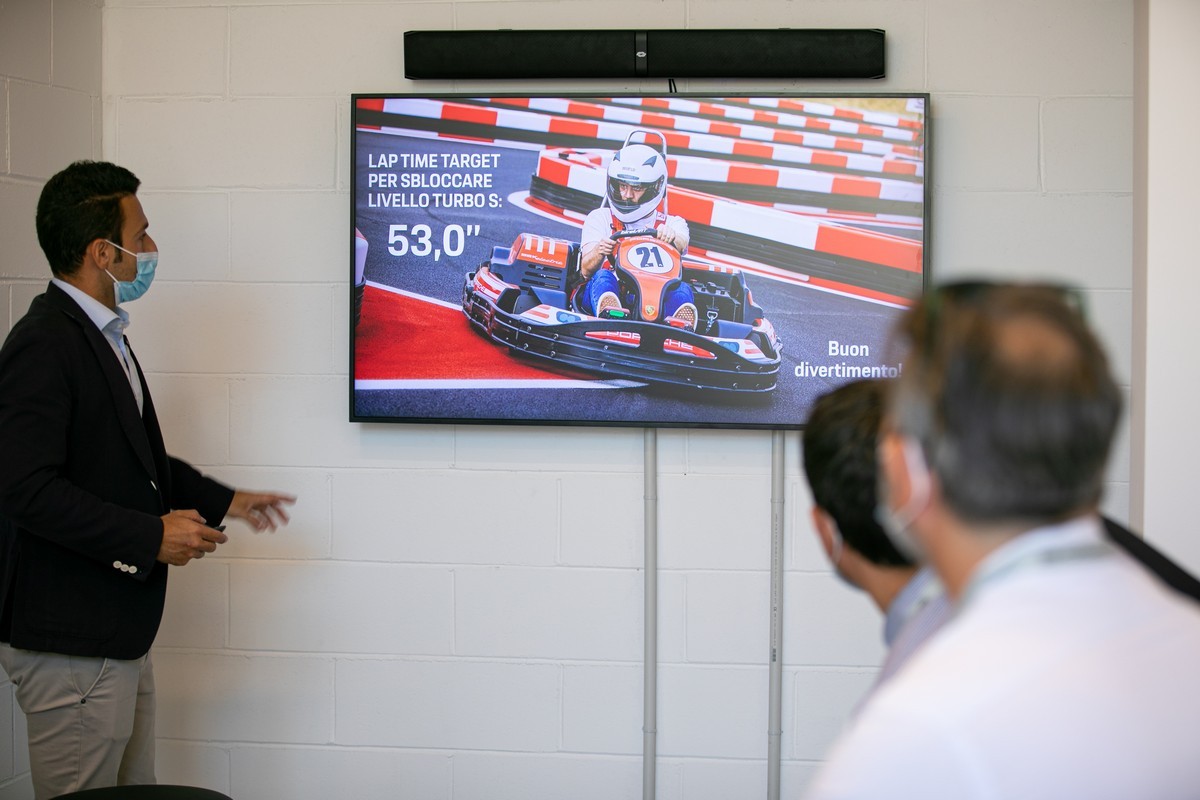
xmin=350 ymin=92 xmax=929 ymax=430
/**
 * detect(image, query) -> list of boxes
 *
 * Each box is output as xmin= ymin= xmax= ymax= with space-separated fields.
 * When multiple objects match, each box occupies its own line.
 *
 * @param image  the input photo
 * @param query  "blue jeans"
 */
xmin=583 ymin=269 xmax=694 ymax=319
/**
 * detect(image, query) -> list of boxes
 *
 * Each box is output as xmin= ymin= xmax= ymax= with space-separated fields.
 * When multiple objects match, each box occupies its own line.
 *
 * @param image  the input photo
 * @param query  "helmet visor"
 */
xmin=608 ymin=176 xmax=663 ymax=214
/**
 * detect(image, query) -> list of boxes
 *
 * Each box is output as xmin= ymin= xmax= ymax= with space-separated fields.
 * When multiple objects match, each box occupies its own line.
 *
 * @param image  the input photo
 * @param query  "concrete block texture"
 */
xmin=657 ymin=665 xmax=768 ymax=758
xmin=153 ymin=652 xmax=334 ymax=744
xmin=229 ymin=562 xmax=455 ymax=655
xmin=559 ymin=472 xmax=645 ymax=568
xmin=334 ymin=658 xmax=560 ymax=751
xmin=228 ymin=377 xmax=455 ymax=467
xmin=0 ymin=181 xmax=44 ymax=280
xmin=791 ymin=668 xmax=877 ymax=760
xmin=105 ymin=7 xmax=227 ymax=97
xmin=116 ymin=98 xmax=337 ymax=190
xmin=455 ymin=566 xmax=643 ymax=660
xmin=1043 ymin=96 xmax=1134 ymax=193
xmin=200 ymin=466 xmax=333 ymax=561
xmin=0 ymin=2 xmax=50 ymax=83
xmin=230 ymin=4 xmax=454 ymax=97
xmin=931 ymin=191 xmax=1133 ymax=289
xmin=144 ymin=374 xmax=232 ymax=467
xmin=927 ymin=0 xmax=1133 ymax=95
xmin=784 ymin=573 xmax=887 ymax=667
xmin=931 ymin=95 xmax=1041 ymax=191
xmin=332 ymin=467 xmax=560 ymax=565
xmin=561 ymin=664 xmax=642 ymax=755
xmin=156 ymin=561 xmax=230 ymax=650
xmin=659 ymin=474 xmax=773 ymax=570
xmin=231 ymin=746 xmax=451 ymax=800
xmin=52 ymin=0 xmax=103 ymax=96
xmin=135 ymin=191 xmax=231 ymax=282
xmin=154 ymin=741 xmax=230 ymax=796
xmin=230 ymin=191 xmax=347 ymax=284
xmin=0 ymin=0 xmax=1143 ymax=793
xmin=9 ymin=82 xmax=94 ymax=180
xmin=451 ymin=751 xmax=643 ymax=800
xmin=128 ymin=282 xmax=339 ymax=375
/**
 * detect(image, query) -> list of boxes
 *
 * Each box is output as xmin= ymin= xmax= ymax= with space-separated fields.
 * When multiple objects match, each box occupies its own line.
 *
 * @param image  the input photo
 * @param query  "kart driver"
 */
xmin=578 ymin=141 xmax=698 ymax=330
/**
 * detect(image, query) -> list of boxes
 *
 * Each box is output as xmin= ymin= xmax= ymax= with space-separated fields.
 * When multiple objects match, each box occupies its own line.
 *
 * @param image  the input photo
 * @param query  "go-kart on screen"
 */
xmin=350 ymin=93 xmax=928 ymax=429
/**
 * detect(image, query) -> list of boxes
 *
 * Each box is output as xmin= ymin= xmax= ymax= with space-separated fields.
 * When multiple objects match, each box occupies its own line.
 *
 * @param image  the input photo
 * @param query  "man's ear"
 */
xmin=86 ymin=238 xmax=112 ymax=271
xmin=811 ymin=506 xmax=838 ymax=561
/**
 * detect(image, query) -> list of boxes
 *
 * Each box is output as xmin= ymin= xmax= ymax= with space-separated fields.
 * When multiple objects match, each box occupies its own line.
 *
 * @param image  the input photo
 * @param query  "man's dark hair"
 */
xmin=35 ymin=160 xmax=141 ymax=277
xmin=803 ymin=379 xmax=913 ymax=567
xmin=892 ymin=282 xmax=1122 ymax=523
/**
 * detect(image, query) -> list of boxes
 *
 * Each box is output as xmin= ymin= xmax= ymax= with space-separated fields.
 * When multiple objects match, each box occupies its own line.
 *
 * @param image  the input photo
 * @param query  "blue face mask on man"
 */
xmin=104 ymin=240 xmax=158 ymax=304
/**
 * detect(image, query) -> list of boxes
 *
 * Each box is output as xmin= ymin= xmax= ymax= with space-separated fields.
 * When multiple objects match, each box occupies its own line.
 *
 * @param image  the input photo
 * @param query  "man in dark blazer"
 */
xmin=0 ymin=161 xmax=294 ymax=799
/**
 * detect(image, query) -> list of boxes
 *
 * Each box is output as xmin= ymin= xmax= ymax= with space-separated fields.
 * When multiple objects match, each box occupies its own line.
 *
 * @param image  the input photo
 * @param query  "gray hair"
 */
xmin=890 ymin=283 xmax=1122 ymax=523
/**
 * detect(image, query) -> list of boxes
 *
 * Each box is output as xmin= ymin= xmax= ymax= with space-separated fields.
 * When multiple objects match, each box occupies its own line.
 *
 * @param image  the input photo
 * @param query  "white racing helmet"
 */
xmin=606 ymin=143 xmax=667 ymax=223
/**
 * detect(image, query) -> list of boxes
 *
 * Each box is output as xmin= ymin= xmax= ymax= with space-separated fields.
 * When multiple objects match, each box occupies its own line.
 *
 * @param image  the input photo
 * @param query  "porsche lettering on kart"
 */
xmin=462 ymin=229 xmax=783 ymax=393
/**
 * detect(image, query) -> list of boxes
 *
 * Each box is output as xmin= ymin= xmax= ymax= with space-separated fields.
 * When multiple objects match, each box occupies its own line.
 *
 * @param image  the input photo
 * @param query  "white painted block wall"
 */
xmin=1 ymin=1 xmax=104 ymax=797
xmin=0 ymin=1 xmax=1135 ymax=798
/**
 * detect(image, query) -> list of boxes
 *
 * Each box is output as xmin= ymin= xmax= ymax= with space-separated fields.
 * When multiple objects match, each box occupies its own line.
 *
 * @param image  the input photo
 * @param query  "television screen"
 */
xmin=351 ymin=93 xmax=928 ymax=429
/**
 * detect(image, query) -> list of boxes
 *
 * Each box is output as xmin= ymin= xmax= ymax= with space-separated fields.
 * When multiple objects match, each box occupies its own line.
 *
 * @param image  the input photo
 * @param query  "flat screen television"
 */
xmin=350 ymin=93 xmax=928 ymax=429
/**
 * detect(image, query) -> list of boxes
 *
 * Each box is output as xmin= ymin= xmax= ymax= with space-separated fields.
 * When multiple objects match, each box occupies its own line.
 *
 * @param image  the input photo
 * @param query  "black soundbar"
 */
xmin=403 ymin=29 xmax=885 ymax=80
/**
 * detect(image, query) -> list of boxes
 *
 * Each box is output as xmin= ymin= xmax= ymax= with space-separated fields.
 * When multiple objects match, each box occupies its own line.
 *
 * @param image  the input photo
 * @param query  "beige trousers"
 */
xmin=0 ymin=644 xmax=156 ymax=800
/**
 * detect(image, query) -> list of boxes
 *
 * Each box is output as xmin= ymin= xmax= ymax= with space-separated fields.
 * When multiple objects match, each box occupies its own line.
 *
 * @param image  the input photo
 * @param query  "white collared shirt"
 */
xmin=51 ymin=279 xmax=144 ymax=414
xmin=805 ymin=515 xmax=1200 ymax=800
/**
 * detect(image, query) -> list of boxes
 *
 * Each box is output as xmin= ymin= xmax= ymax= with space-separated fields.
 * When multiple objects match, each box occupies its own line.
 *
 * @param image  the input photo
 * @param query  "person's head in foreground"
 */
xmin=876 ymin=281 xmax=1121 ymax=587
xmin=804 ymin=282 xmax=1200 ymax=800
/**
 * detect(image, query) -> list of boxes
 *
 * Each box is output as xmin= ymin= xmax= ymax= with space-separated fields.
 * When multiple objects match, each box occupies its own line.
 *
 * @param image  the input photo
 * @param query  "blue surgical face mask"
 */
xmin=104 ymin=240 xmax=158 ymax=303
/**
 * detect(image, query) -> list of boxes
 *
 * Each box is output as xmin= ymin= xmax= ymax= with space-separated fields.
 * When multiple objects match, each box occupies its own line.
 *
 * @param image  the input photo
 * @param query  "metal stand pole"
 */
xmin=643 ymin=428 xmax=658 ymax=800
xmin=767 ymin=430 xmax=786 ymax=800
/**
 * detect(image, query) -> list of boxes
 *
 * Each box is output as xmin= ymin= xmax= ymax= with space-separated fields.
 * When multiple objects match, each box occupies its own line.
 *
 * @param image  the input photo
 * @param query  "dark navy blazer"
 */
xmin=0 ymin=282 xmax=233 ymax=659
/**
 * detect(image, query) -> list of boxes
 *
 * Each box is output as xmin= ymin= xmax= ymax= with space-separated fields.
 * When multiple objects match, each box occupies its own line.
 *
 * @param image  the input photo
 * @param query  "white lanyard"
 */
xmin=961 ymin=539 xmax=1116 ymax=608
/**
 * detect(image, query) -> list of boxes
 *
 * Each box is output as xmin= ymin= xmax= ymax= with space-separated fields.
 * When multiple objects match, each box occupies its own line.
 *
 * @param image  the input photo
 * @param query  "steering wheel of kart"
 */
xmin=605 ymin=228 xmax=672 ymax=268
